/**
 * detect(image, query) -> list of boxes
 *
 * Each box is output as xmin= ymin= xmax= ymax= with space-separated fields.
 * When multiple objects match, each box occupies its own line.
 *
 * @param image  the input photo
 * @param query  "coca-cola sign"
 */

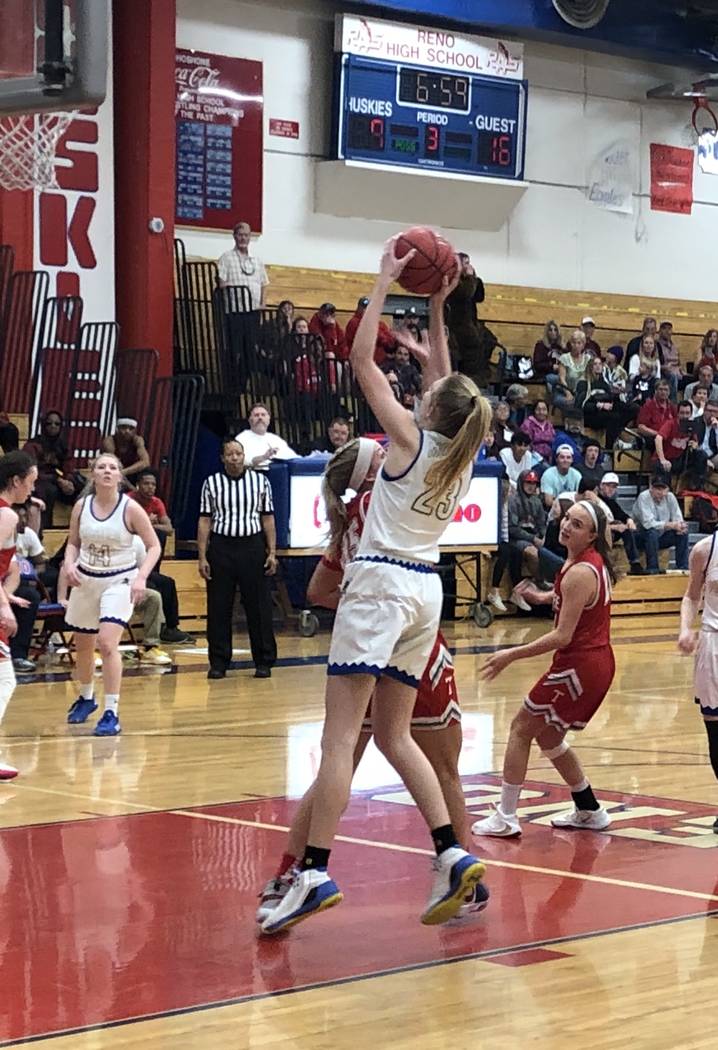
xmin=175 ymin=49 xmax=263 ymax=231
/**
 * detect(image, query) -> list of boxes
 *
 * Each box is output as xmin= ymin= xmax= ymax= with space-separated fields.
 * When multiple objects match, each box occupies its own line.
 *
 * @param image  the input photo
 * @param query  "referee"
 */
xmin=197 ymin=438 xmax=278 ymax=680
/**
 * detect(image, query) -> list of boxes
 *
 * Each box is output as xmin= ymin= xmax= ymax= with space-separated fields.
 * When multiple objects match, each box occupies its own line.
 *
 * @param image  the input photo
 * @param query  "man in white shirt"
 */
xmin=217 ymin=221 xmax=268 ymax=311
xmin=499 ymin=431 xmax=541 ymax=487
xmin=631 ymin=475 xmax=689 ymax=573
xmin=235 ymin=403 xmax=297 ymax=470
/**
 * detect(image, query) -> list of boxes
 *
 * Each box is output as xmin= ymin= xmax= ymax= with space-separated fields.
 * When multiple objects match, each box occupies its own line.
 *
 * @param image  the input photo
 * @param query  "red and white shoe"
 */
xmin=0 ymin=759 xmax=18 ymax=780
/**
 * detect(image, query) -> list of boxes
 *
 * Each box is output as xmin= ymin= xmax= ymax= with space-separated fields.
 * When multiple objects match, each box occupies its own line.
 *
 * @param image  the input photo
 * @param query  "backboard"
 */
xmin=0 ymin=0 xmax=107 ymax=114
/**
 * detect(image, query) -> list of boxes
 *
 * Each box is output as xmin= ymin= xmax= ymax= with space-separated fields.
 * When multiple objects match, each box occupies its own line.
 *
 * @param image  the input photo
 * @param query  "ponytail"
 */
xmin=423 ymin=373 xmax=492 ymax=503
xmin=590 ymin=502 xmax=618 ymax=585
xmin=321 ymin=439 xmax=376 ymax=554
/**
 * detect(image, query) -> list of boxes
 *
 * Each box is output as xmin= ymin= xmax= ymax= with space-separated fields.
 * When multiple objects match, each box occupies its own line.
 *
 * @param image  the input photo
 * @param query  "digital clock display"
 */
xmin=397 ymin=68 xmax=470 ymax=113
xmin=336 ymin=55 xmax=527 ymax=181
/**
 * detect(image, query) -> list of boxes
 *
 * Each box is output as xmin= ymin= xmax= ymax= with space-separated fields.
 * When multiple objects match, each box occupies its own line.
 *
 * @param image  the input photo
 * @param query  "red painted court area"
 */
xmin=2 ymin=777 xmax=718 ymax=1044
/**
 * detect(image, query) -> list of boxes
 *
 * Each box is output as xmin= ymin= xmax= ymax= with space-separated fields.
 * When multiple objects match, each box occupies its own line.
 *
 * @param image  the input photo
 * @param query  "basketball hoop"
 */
xmin=0 ymin=110 xmax=72 ymax=191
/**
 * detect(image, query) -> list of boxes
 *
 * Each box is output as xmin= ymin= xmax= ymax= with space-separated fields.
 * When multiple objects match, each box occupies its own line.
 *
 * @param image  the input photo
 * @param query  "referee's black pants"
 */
xmin=206 ymin=532 xmax=277 ymax=671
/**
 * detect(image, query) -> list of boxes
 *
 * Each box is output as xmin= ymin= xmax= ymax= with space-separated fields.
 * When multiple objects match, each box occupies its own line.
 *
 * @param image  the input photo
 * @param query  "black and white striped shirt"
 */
xmin=199 ymin=469 xmax=274 ymax=537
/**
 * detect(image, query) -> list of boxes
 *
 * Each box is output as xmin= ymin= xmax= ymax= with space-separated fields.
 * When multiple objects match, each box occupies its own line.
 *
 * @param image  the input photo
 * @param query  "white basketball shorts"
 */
xmin=65 ymin=566 xmax=138 ymax=634
xmin=327 ymin=556 xmax=443 ymax=688
xmin=695 ymin=630 xmax=718 ymax=717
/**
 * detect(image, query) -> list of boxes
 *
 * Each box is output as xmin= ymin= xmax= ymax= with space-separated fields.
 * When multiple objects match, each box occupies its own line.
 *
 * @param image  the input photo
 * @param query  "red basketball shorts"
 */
xmin=524 ymin=645 xmax=615 ymax=732
xmin=362 ymin=636 xmax=461 ymax=732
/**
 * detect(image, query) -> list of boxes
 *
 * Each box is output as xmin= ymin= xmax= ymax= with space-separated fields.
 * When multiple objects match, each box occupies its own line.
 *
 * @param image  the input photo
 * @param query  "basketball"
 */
xmin=395 ymin=227 xmax=458 ymax=295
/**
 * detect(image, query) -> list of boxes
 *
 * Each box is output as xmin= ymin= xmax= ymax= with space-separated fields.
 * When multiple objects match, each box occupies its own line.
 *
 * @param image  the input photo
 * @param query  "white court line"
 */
xmin=169 ymin=809 xmax=718 ymax=906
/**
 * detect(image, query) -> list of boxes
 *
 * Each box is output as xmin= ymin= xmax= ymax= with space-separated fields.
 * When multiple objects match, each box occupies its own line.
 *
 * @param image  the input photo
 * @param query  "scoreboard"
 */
xmin=333 ymin=15 xmax=528 ymax=182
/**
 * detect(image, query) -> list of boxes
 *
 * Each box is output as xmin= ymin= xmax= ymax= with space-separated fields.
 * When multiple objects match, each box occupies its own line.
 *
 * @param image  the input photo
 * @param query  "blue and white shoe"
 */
xmin=422 ymin=847 xmax=487 ymax=926
xmin=260 ymin=868 xmax=343 ymax=935
xmin=448 ymin=881 xmax=490 ymax=925
xmin=94 ymin=710 xmax=121 ymax=736
xmin=67 ymin=697 xmax=98 ymax=724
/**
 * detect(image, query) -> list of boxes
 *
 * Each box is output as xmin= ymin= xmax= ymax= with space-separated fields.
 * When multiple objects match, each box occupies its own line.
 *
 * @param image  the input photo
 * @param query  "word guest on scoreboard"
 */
xmin=333 ymin=14 xmax=527 ymax=181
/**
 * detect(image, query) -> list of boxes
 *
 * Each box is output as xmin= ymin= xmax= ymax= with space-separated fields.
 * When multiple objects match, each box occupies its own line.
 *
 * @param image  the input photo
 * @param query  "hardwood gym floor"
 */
xmin=1 ymin=613 xmax=716 ymax=1050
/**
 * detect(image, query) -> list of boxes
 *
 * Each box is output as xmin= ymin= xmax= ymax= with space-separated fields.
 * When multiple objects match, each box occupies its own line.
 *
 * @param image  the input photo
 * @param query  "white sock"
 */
xmin=500 ymin=781 xmax=522 ymax=817
xmin=569 ymin=777 xmax=589 ymax=794
xmin=104 ymin=694 xmax=119 ymax=715
xmin=78 ymin=682 xmax=94 ymax=700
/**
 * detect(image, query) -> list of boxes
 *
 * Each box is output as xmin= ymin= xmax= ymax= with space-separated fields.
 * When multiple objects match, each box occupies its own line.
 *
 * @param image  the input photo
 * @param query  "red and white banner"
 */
xmin=33 ymin=55 xmax=115 ymax=322
xmin=289 ymin=472 xmax=499 ymax=548
xmin=336 ymin=13 xmax=524 ymax=79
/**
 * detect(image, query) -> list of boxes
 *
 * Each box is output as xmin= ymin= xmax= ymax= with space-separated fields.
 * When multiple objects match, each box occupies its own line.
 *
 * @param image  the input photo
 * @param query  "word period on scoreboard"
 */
xmin=333 ymin=14 xmax=527 ymax=181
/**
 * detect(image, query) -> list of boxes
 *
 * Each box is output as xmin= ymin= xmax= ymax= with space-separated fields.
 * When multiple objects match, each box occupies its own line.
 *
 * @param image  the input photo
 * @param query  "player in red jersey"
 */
xmin=473 ymin=499 xmax=616 ymax=837
xmin=257 ymin=435 xmax=488 ymax=927
xmin=0 ymin=452 xmax=39 ymax=780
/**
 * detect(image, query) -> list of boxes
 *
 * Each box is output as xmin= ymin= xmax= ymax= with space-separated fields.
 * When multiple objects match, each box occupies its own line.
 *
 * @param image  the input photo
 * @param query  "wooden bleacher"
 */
xmin=262 ymin=263 xmax=718 ymax=355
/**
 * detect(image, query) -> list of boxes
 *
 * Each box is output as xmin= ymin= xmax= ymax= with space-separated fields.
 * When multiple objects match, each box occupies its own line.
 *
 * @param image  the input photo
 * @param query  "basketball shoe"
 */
xmin=451 ymin=881 xmax=490 ymax=922
xmin=472 ymin=804 xmax=521 ymax=838
xmin=67 ymin=696 xmax=98 ymax=724
xmin=260 ymin=868 xmax=343 ymax=935
xmin=551 ymin=807 xmax=611 ymax=830
xmin=256 ymin=868 xmax=298 ymax=924
xmin=94 ymin=711 xmax=121 ymax=736
xmin=422 ymin=847 xmax=486 ymax=926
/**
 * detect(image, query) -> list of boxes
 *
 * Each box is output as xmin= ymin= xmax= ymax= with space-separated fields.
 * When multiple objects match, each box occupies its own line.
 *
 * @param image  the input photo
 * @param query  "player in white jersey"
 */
xmin=62 ymin=454 xmax=161 ymax=736
xmin=678 ymin=532 xmax=718 ymax=829
xmin=264 ymin=237 xmax=492 ymax=934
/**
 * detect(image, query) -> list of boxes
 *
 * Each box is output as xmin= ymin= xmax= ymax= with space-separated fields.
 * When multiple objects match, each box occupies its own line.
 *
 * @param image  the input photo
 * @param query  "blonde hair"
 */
xmin=81 ymin=453 xmax=125 ymax=497
xmin=424 ymin=374 xmax=492 ymax=503
xmin=321 ymin=439 xmax=365 ymax=554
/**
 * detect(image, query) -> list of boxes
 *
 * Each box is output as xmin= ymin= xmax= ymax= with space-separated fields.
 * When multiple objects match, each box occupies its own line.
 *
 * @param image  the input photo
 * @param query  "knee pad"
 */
xmin=542 ymin=739 xmax=569 ymax=761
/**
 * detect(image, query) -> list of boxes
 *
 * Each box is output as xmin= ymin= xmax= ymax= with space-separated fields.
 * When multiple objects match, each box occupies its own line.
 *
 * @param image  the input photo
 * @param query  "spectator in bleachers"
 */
xmin=695 ymin=328 xmax=718 ymax=371
xmin=129 ymin=536 xmax=172 ymax=665
xmin=538 ymin=492 xmax=572 ymax=582
xmin=657 ymin=321 xmax=681 ymax=397
xmin=577 ymin=439 xmax=605 ymax=486
xmin=628 ymin=358 xmax=656 ymax=414
xmin=581 ymin=316 xmax=601 ymax=356
xmin=311 ymin=417 xmax=352 ymax=454
xmin=309 ymin=303 xmax=349 ymax=361
xmin=626 ymin=317 xmax=657 ymax=370
xmin=506 ymin=469 xmax=547 ymax=610
xmin=632 ymin=475 xmax=689 ymax=573
xmin=235 ymin=403 xmax=297 ymax=470
xmin=101 ymin=419 xmax=151 ymax=482
xmin=551 ymin=409 xmax=586 ymax=463
xmin=637 ymin=378 xmax=676 ymax=450
xmin=522 ymin=399 xmax=555 ymax=462
xmin=446 ymin=255 xmax=493 ymax=388
xmin=654 ymin=400 xmax=708 ymax=488
xmin=506 ymin=384 xmax=529 ymax=428
xmin=628 ymin=333 xmax=661 ymax=382
xmin=0 ymin=413 xmax=19 ymax=453
xmin=491 ymin=399 xmax=516 ymax=454
xmin=216 ymin=220 xmax=268 ymax=310
xmin=533 ymin=320 xmax=563 ymax=389
xmin=553 ymin=329 xmax=591 ymax=413
xmin=602 ymin=346 xmax=628 ymax=399
xmin=500 ymin=431 xmax=540 ymax=487
xmin=24 ymin=410 xmax=83 ymax=528
xmin=576 ymin=355 xmax=634 ymax=448
xmin=686 ymin=364 xmax=718 ymax=403
xmin=598 ymin=472 xmax=644 ymax=575
xmin=275 ymin=300 xmax=295 ymax=336
xmin=128 ymin=469 xmax=173 ymax=554
xmin=345 ymin=296 xmax=396 ymax=365
xmin=689 ymin=385 xmax=709 ymax=420
xmin=394 ymin=343 xmax=422 ymax=402
xmin=540 ymin=445 xmax=581 ymax=508
xmin=699 ymin=398 xmax=718 ymax=478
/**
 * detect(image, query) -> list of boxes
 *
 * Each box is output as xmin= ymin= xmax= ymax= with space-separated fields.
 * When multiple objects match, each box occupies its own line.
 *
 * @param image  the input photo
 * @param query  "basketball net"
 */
xmin=0 ymin=111 xmax=72 ymax=191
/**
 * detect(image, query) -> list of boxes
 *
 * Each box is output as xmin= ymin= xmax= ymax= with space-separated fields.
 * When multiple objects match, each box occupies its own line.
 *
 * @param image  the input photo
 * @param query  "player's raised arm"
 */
xmin=350 ymin=238 xmax=419 ymax=453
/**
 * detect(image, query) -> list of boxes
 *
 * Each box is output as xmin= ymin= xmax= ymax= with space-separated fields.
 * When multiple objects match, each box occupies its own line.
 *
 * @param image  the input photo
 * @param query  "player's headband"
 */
xmin=348 ymin=438 xmax=379 ymax=492
xmin=575 ymin=499 xmax=599 ymax=530
xmin=117 ymin=417 xmax=138 ymax=427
